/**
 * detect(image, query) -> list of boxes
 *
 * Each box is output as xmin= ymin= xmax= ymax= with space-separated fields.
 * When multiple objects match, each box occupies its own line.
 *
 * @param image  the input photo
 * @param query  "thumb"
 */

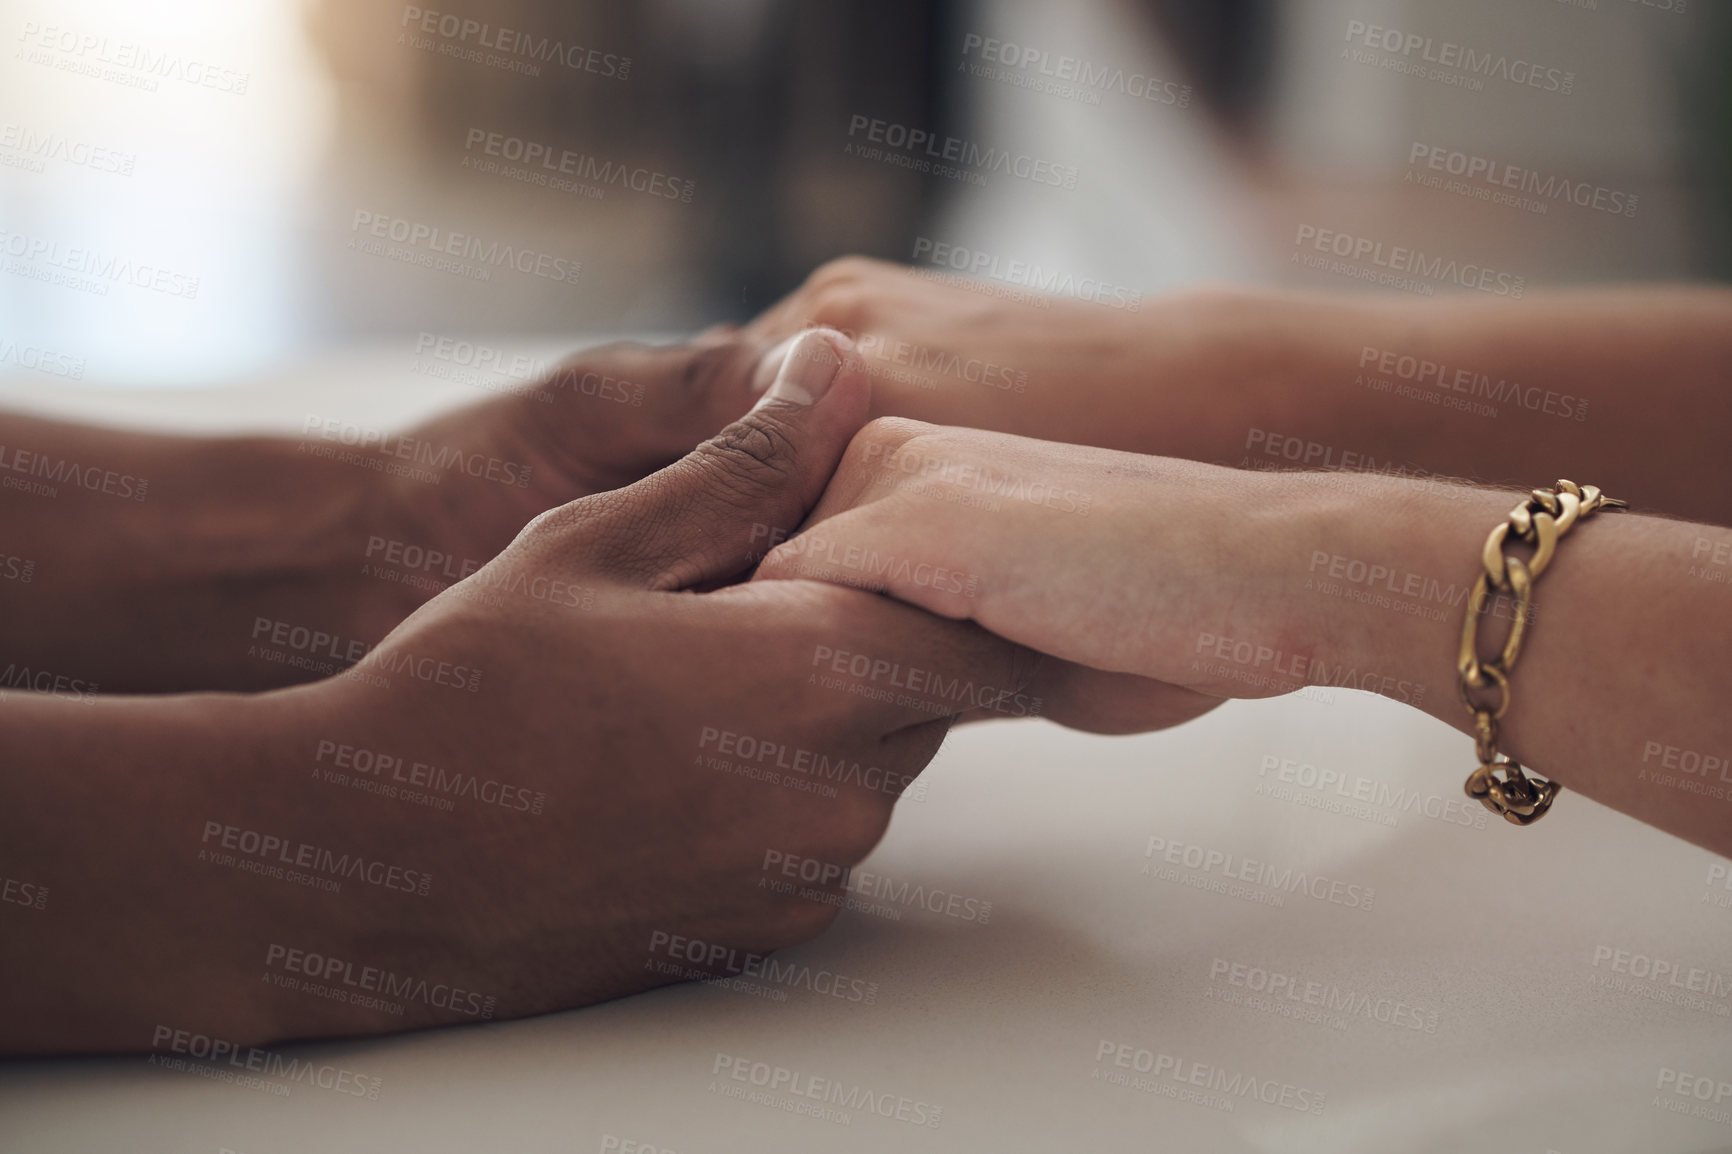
xmin=589 ymin=327 xmax=870 ymax=589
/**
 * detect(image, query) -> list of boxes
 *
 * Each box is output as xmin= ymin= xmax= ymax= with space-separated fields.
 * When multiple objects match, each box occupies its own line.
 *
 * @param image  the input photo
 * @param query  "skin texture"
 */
xmin=0 ymin=333 xmax=1035 ymax=1054
xmin=758 ymin=418 xmax=1732 ymax=859
xmin=10 ymin=259 xmax=1725 ymax=694
xmin=745 ymin=257 xmax=1732 ymax=525
xmin=6 ymin=258 xmax=1731 ymax=1052
xmin=0 ymin=333 xmax=773 ymax=692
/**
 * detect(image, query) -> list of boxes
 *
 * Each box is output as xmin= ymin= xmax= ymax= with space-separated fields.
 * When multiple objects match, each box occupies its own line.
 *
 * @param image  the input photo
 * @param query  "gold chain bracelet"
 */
xmin=1458 ymin=480 xmax=1626 ymax=825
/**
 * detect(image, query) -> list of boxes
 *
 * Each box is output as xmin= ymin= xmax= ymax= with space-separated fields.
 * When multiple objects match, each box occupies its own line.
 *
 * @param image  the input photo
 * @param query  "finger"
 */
xmin=528 ymin=335 xmax=781 ymax=489
xmin=761 ymin=717 xmax=953 ymax=878
xmin=874 ymin=715 xmax=955 ymax=800
xmin=761 ymin=497 xmax=1227 ymax=727
xmin=798 ymin=417 xmax=931 ymax=528
xmin=756 ymin=498 xmax=980 ymax=625
xmin=692 ymin=323 xmax=742 ymax=344
xmin=583 ymin=329 xmax=872 ymax=589
xmin=721 ymin=577 xmax=1045 ymax=733
xmin=956 ymin=659 xmax=1225 ymax=734
xmin=745 ymin=256 xmax=904 ymax=344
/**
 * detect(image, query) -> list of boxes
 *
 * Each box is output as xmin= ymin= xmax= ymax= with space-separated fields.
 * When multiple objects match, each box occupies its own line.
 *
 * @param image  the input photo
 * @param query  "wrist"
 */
xmin=133 ymin=435 xmax=425 ymax=691
xmin=1157 ymin=288 xmax=1430 ymax=470
xmin=1069 ymin=286 xmax=1321 ymax=461
xmin=149 ymin=680 xmax=418 ymax=1046
xmin=1279 ymin=471 xmax=1517 ymax=720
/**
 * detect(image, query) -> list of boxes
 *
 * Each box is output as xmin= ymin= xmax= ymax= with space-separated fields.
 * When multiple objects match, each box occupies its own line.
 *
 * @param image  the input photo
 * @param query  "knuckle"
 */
xmin=514 ymin=501 xmax=592 ymax=552
xmin=800 ymin=257 xmax=885 ymax=331
xmin=698 ymin=415 xmax=800 ymax=496
xmin=843 ymin=417 xmax=939 ymax=480
xmin=512 ymin=488 xmax=647 ymax=573
xmin=545 ymin=340 xmax=633 ymax=385
xmin=808 ymin=289 xmax=868 ymax=336
xmin=756 ymin=541 xmax=799 ymax=579
xmin=858 ymin=415 xmax=934 ymax=447
xmin=519 ymin=505 xmax=567 ymax=542
xmin=803 ymin=255 xmax=881 ymax=292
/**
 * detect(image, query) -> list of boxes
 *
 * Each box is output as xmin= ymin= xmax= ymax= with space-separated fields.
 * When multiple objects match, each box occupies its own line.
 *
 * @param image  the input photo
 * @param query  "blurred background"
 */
xmin=0 ymin=0 xmax=1726 ymax=388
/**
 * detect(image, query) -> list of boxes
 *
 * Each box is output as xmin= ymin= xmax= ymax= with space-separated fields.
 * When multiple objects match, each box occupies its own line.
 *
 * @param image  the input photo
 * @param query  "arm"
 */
xmin=758 ymin=419 xmax=1732 ymax=858
xmin=0 ymin=414 xmax=422 ymax=694
xmin=752 ymin=259 xmax=1732 ymax=525
xmin=1276 ymin=472 xmax=1729 ymax=852
xmin=0 ymin=332 xmax=1035 ymax=1054
xmin=0 ymin=335 xmax=774 ymax=693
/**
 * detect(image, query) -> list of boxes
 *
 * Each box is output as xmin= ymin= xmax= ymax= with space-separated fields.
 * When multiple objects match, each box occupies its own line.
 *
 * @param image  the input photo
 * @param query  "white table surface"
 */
xmin=1 ymin=351 xmax=1729 ymax=1154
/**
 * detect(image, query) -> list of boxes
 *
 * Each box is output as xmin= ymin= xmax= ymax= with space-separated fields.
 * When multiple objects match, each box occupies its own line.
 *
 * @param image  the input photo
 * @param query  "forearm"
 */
xmin=1188 ymin=287 xmax=1732 ymax=525
xmin=0 ymin=688 xmax=307 ymax=1051
xmin=0 ymin=677 xmax=495 ymax=1054
xmin=0 ymin=414 xmax=423 ymax=692
xmin=1278 ymin=473 xmax=1732 ymax=855
xmin=760 ymin=407 xmax=1732 ymax=851
xmin=864 ymin=283 xmax=1732 ymax=524
xmin=1143 ymin=288 xmax=1732 ymax=524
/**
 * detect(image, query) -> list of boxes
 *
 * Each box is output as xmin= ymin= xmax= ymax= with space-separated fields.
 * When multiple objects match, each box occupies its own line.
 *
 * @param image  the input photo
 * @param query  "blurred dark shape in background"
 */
xmin=311 ymin=0 xmax=962 ymax=323
xmin=307 ymin=0 xmax=1732 ymax=338
xmin=1678 ymin=0 xmax=1732 ymax=279
xmin=1138 ymin=0 xmax=1276 ymax=139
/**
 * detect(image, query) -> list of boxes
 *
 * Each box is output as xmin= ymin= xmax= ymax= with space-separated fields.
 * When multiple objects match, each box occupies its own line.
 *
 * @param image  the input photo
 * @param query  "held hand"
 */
xmin=0 ymin=331 xmax=788 ymax=697
xmin=751 ymin=418 xmax=1339 ymax=732
xmin=176 ymin=332 xmax=1034 ymax=1048
xmin=743 ymin=256 xmax=1210 ymax=453
xmin=385 ymin=329 xmax=781 ymax=579
xmin=269 ymin=332 xmax=782 ymax=689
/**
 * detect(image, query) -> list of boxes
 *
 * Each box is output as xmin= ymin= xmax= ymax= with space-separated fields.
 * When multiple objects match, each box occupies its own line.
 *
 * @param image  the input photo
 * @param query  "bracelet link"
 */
xmin=1458 ymin=479 xmax=1623 ymax=826
xmin=1466 ymin=758 xmax=1559 ymax=826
